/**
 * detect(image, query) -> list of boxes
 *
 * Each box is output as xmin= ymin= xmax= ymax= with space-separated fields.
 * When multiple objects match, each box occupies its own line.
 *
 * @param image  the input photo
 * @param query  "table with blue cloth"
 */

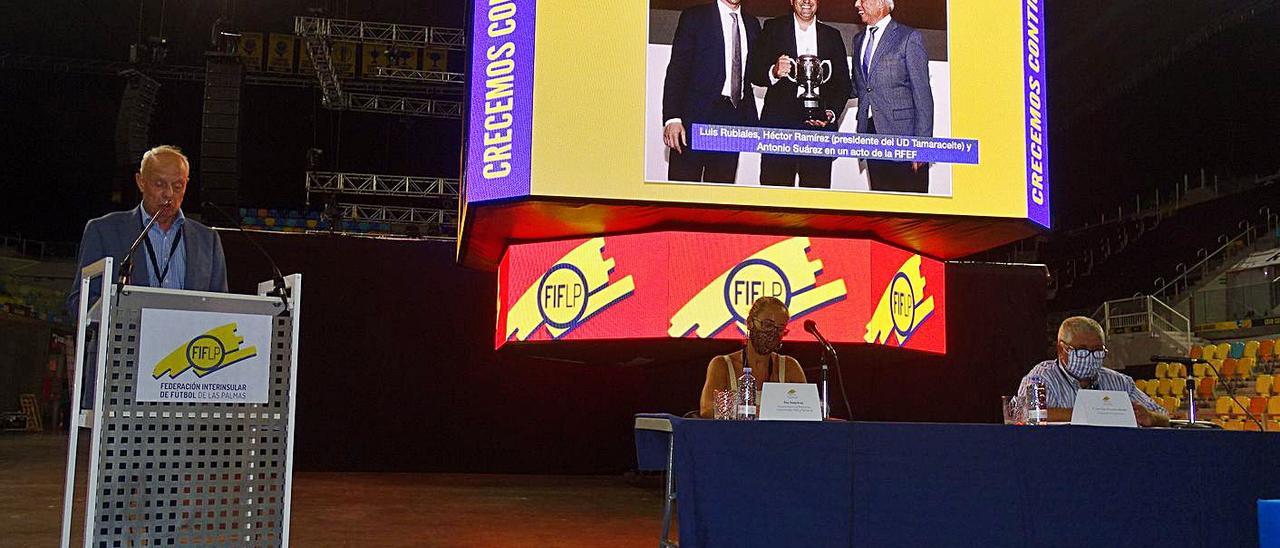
xmin=634 ymin=413 xmax=1280 ymax=547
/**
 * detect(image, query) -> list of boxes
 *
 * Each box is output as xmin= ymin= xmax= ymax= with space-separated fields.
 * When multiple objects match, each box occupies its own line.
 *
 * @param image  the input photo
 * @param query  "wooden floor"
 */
xmin=0 ymin=432 xmax=670 ymax=547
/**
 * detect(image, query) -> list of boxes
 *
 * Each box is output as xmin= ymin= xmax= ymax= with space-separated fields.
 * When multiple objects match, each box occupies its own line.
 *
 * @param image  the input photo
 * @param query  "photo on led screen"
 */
xmin=645 ymin=0 xmax=964 ymax=195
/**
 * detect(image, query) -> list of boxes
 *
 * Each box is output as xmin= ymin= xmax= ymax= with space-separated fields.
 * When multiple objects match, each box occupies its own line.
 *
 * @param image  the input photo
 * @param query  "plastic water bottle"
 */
xmin=1026 ymin=377 xmax=1048 ymax=426
xmin=737 ymin=366 xmax=758 ymax=420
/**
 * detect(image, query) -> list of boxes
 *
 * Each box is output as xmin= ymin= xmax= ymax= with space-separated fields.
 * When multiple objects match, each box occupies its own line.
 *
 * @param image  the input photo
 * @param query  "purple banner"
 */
xmin=465 ymin=0 xmax=536 ymax=203
xmin=691 ymin=124 xmax=979 ymax=165
xmin=1022 ymin=0 xmax=1050 ymax=227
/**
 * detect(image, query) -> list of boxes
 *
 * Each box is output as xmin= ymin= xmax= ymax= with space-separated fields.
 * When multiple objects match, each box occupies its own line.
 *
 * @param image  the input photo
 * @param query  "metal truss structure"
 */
xmin=306 ymin=171 xmax=459 ymax=198
xmin=0 ymin=53 xmax=460 ymax=97
xmin=292 ymin=17 xmax=466 ymax=51
xmin=374 ymin=66 xmax=465 ymax=84
xmin=340 ymin=203 xmax=458 ymax=229
xmin=292 ymin=17 xmax=465 ymax=118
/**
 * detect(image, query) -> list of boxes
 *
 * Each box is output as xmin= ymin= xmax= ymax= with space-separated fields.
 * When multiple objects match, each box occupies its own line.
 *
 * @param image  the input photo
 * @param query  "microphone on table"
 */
xmin=1150 ymin=355 xmax=1262 ymax=431
xmin=804 ymin=319 xmax=839 ymax=420
xmin=203 ymin=201 xmax=291 ymax=310
xmin=118 ymin=199 xmax=171 ymax=289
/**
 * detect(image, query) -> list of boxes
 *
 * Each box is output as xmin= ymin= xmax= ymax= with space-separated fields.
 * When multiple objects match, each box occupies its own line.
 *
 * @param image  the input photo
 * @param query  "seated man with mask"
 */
xmin=1017 ymin=316 xmax=1169 ymax=427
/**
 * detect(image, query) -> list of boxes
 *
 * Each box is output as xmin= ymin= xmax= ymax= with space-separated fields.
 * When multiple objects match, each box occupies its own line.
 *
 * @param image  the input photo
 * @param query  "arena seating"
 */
xmin=1135 ymin=338 xmax=1280 ymax=430
xmin=238 ymin=207 xmax=394 ymax=234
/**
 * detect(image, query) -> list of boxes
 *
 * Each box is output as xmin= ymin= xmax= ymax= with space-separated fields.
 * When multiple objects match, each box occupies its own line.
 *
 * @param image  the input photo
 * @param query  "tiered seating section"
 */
xmin=238 ymin=208 xmax=394 ymax=234
xmin=1135 ymin=339 xmax=1280 ymax=430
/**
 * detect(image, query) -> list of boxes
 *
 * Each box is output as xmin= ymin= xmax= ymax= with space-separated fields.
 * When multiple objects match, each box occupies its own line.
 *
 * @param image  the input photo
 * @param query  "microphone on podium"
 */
xmin=803 ymin=320 xmax=839 ymax=419
xmin=203 ymin=201 xmax=291 ymax=309
xmin=118 ymin=199 xmax=172 ymax=288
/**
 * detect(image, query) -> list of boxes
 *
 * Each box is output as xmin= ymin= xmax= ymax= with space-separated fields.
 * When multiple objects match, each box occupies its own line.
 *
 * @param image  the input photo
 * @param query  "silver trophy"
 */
xmin=784 ymin=54 xmax=833 ymax=123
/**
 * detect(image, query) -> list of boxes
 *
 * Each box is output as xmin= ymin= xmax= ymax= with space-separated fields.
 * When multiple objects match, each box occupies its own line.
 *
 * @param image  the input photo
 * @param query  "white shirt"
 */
xmin=860 ymin=14 xmax=892 ymax=117
xmin=665 ymin=1 xmax=749 ymax=127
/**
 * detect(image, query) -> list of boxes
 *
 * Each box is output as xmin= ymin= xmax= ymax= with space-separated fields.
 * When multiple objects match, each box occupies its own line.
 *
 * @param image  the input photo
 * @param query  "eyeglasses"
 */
xmin=753 ymin=319 xmax=790 ymax=336
xmin=1060 ymin=340 xmax=1107 ymax=359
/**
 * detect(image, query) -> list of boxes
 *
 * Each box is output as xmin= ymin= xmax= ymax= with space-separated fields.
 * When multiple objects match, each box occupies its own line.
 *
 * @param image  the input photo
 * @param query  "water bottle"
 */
xmin=1026 ymin=377 xmax=1048 ymax=426
xmin=737 ymin=366 xmax=758 ymax=420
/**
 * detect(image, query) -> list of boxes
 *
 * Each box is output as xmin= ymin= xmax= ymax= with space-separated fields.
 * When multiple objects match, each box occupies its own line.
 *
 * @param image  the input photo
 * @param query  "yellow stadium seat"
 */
xmin=1177 ymin=364 xmax=1188 ymax=378
xmin=1134 ymin=379 xmax=1146 ymax=393
xmin=1235 ymin=395 xmax=1251 ymax=415
xmin=1217 ymin=343 xmax=1233 ymax=360
xmin=1207 ymin=360 xmax=1223 ymax=377
xmin=1216 ymin=396 xmax=1234 ymax=415
xmin=1258 ymin=375 xmax=1274 ymax=397
xmin=1157 ymin=378 xmax=1172 ymax=396
xmin=1167 ymin=397 xmax=1181 ymax=414
xmin=1193 ymin=363 xmax=1208 ymax=377
xmin=1190 ymin=345 xmax=1203 ymax=360
xmin=1269 ymin=396 xmax=1280 ymax=416
xmin=1202 ymin=345 xmax=1217 ymax=361
xmin=1245 ymin=340 xmax=1260 ymax=359
xmin=1169 ymin=377 xmax=1186 ymax=397
xmin=1145 ymin=381 xmax=1159 ymax=398
xmin=1155 ymin=363 xmax=1168 ymax=378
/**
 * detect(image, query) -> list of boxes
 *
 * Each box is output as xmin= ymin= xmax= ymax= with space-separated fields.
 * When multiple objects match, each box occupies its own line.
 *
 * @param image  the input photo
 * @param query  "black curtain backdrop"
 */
xmin=223 ymin=233 xmax=1048 ymax=474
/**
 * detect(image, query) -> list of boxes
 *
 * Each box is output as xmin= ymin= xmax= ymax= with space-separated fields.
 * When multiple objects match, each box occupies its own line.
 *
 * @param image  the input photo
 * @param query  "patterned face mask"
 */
xmin=1063 ymin=352 xmax=1104 ymax=380
xmin=750 ymin=329 xmax=783 ymax=355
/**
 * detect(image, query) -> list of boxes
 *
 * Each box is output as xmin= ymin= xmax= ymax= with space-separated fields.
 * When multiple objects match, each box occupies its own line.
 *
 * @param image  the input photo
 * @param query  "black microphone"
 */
xmin=118 ymin=200 xmax=172 ymax=287
xmin=803 ymin=319 xmax=836 ymax=355
xmin=1153 ymin=355 xmax=1265 ymax=431
xmin=1150 ymin=355 xmax=1208 ymax=365
xmin=202 ymin=201 xmax=290 ymax=309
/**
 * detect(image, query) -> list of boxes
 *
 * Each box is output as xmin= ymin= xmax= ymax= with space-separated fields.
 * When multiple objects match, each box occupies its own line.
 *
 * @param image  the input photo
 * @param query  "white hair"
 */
xmin=886 ymin=0 xmax=894 ymax=9
xmin=1058 ymin=316 xmax=1104 ymax=344
xmin=139 ymin=145 xmax=190 ymax=174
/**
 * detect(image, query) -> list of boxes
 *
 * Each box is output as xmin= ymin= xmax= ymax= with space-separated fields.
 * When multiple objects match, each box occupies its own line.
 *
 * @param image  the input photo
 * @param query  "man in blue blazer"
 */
xmin=851 ymin=0 xmax=934 ymax=192
xmin=662 ymin=0 xmax=762 ymax=183
xmin=67 ymin=145 xmax=228 ymax=317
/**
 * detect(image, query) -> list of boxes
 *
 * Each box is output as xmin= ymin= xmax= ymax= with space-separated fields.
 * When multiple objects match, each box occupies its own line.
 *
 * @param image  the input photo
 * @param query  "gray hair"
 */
xmin=886 ymin=0 xmax=895 ymax=10
xmin=140 ymin=145 xmax=190 ymax=175
xmin=1058 ymin=316 xmax=1104 ymax=344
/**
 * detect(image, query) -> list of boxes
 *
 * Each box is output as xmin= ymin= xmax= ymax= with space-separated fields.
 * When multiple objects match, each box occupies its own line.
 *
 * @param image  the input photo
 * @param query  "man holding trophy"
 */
xmin=748 ymin=0 xmax=850 ymax=188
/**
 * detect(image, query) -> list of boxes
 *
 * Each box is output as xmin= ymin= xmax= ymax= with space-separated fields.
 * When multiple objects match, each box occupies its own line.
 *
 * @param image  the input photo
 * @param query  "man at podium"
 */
xmin=66 ymin=145 xmax=228 ymax=314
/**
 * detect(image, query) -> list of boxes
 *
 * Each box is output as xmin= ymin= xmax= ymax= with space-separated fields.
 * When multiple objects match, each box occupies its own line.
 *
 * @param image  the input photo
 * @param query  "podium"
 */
xmin=61 ymin=257 xmax=302 ymax=547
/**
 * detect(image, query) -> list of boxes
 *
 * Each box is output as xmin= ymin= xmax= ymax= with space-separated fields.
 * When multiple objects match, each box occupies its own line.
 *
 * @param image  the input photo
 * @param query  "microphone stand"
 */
xmin=117 ymin=201 xmax=171 ymax=292
xmin=819 ymin=351 xmax=830 ymax=419
xmin=1156 ymin=356 xmax=1259 ymax=430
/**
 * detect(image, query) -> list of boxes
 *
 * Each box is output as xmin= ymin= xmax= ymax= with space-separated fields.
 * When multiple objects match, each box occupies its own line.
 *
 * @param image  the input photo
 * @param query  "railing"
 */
xmin=1192 ymin=279 xmax=1280 ymax=327
xmin=1101 ymin=295 xmax=1192 ymax=350
xmin=1151 ymin=207 xmax=1280 ymax=303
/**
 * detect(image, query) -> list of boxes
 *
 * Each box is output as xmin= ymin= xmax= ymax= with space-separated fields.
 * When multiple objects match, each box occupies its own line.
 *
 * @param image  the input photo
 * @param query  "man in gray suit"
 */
xmin=851 ymin=0 xmax=933 ymax=192
xmin=67 ymin=145 xmax=228 ymax=315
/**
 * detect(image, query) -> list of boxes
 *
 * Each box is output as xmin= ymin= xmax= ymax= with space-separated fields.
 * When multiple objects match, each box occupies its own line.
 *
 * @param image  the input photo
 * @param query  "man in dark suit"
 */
xmin=662 ymin=0 xmax=762 ymax=183
xmin=748 ymin=0 xmax=850 ymax=188
xmin=851 ymin=0 xmax=934 ymax=192
xmin=67 ymin=145 xmax=228 ymax=316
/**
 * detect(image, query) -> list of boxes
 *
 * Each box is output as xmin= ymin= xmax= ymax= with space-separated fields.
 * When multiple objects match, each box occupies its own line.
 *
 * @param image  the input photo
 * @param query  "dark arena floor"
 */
xmin=0 ymin=433 xmax=669 ymax=547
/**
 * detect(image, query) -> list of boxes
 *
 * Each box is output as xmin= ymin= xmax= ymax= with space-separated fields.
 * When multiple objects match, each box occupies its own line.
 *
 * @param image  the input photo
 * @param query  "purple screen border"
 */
xmin=1023 ymin=0 xmax=1050 ymax=227
xmin=465 ymin=0 xmax=536 ymax=203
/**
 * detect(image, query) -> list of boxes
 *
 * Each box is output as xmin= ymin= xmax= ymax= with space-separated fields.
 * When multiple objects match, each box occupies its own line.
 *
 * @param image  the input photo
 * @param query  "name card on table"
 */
xmin=759 ymin=383 xmax=823 ymax=422
xmin=1071 ymin=389 xmax=1138 ymax=428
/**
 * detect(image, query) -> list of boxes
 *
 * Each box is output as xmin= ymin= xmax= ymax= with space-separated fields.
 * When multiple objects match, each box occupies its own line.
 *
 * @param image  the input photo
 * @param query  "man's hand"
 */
xmin=1132 ymin=402 xmax=1157 ymax=427
xmin=773 ymin=55 xmax=794 ymax=79
xmin=663 ymin=122 xmax=687 ymax=154
xmin=803 ymin=110 xmax=837 ymax=128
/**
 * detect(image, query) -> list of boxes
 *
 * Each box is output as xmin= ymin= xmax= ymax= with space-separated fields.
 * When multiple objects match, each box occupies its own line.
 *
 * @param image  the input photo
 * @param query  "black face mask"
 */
xmin=750 ymin=329 xmax=783 ymax=355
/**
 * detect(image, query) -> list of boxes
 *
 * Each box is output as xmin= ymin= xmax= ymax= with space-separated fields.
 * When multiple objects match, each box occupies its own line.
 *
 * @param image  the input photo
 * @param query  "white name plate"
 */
xmin=759 ymin=382 xmax=823 ymax=422
xmin=1071 ymin=389 xmax=1138 ymax=428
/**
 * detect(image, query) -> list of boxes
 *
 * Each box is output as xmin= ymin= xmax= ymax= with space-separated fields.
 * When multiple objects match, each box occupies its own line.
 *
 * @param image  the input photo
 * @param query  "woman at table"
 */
xmin=699 ymin=296 xmax=807 ymax=418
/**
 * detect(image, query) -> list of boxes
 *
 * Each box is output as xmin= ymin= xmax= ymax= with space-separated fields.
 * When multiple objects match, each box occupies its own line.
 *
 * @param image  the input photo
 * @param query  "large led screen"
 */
xmin=496 ymin=232 xmax=946 ymax=353
xmin=469 ymin=0 xmax=1049 ymax=226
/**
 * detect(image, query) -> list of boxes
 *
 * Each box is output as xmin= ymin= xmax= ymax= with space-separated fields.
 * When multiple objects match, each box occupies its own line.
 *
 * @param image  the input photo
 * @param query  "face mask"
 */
xmin=750 ymin=329 xmax=783 ymax=355
xmin=1063 ymin=352 xmax=1104 ymax=380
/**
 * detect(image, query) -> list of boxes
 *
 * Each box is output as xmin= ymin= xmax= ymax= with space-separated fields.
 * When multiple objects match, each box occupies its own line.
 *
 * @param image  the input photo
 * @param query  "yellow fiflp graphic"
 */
xmin=506 ymin=238 xmax=636 ymax=340
xmin=152 ymin=323 xmax=258 ymax=379
xmin=865 ymin=255 xmax=935 ymax=346
xmin=670 ymin=237 xmax=847 ymax=338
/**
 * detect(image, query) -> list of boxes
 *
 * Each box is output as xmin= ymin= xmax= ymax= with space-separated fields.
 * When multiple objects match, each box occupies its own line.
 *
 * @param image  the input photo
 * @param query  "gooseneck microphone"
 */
xmin=202 ymin=201 xmax=291 ymax=309
xmin=804 ymin=319 xmax=850 ymax=420
xmin=118 ymin=200 xmax=172 ymax=288
xmin=1151 ymin=355 xmax=1264 ymax=431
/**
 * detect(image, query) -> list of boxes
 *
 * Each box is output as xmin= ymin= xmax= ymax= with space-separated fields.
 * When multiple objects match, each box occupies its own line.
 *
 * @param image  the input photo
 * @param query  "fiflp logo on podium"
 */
xmin=136 ymin=309 xmax=273 ymax=404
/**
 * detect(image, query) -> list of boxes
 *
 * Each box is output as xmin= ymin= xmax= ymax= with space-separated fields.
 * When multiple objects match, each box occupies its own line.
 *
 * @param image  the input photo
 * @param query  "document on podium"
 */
xmin=759 ymin=383 xmax=823 ymax=421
